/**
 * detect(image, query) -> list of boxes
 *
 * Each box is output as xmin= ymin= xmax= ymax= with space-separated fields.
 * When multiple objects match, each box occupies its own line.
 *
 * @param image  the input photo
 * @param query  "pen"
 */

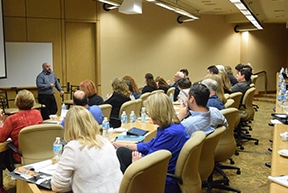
xmin=114 ymin=137 xmax=118 ymax=142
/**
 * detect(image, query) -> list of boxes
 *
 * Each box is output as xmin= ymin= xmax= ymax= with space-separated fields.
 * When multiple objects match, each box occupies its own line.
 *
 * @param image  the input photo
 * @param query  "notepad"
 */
xmin=268 ymin=175 xmax=288 ymax=188
xmin=115 ymin=135 xmax=145 ymax=143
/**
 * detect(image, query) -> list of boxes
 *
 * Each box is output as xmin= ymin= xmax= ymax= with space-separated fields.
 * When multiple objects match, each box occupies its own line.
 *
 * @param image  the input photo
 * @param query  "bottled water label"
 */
xmin=102 ymin=121 xmax=110 ymax=129
xmin=121 ymin=115 xmax=127 ymax=122
xmin=53 ymin=144 xmax=62 ymax=153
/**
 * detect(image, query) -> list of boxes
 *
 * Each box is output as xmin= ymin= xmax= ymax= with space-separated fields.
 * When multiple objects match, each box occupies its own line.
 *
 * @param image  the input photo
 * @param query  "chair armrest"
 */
xmin=8 ymin=142 xmax=22 ymax=156
xmin=167 ymin=173 xmax=183 ymax=185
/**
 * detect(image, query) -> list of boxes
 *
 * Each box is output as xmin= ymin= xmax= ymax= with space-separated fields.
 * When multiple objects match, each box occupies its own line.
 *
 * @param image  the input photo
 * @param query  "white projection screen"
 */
xmin=0 ymin=0 xmax=6 ymax=78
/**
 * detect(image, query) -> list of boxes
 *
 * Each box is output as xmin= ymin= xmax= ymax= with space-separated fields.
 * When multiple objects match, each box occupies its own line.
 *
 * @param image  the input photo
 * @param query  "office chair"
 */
xmin=134 ymin=98 xmax=142 ymax=118
xmin=199 ymin=126 xmax=226 ymax=193
xmin=119 ymin=100 xmax=138 ymax=120
xmin=9 ymin=124 xmax=64 ymax=165
xmin=0 ymin=90 xmax=18 ymax=115
xmin=119 ymin=150 xmax=172 ymax=193
xmin=0 ymin=142 xmax=9 ymax=191
xmin=228 ymin=92 xmax=243 ymax=109
xmin=167 ymin=131 xmax=206 ymax=193
xmin=234 ymin=87 xmax=259 ymax=149
xmin=209 ymin=108 xmax=241 ymax=193
xmin=167 ymin=87 xmax=175 ymax=99
xmin=224 ymin=99 xmax=235 ymax=108
xmin=139 ymin=92 xmax=151 ymax=109
xmin=151 ymin=89 xmax=164 ymax=94
xmin=99 ymin=104 xmax=112 ymax=120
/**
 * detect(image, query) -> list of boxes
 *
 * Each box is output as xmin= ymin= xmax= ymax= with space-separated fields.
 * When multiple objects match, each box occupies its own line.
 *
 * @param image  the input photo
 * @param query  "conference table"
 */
xmin=15 ymin=118 xmax=158 ymax=193
xmin=269 ymin=81 xmax=288 ymax=193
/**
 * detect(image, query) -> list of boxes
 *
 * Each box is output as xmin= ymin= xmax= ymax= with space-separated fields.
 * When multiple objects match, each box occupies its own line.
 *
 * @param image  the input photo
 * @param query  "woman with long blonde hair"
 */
xmin=113 ymin=93 xmax=189 ymax=193
xmin=51 ymin=106 xmax=122 ymax=193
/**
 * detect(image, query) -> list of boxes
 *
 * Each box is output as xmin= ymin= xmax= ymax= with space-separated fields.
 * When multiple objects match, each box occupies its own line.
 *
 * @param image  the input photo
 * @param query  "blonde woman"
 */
xmin=113 ymin=93 xmax=189 ymax=193
xmin=51 ymin=106 xmax=123 ymax=193
xmin=0 ymin=89 xmax=42 ymax=163
xmin=104 ymin=78 xmax=131 ymax=128
xmin=79 ymin=79 xmax=104 ymax=106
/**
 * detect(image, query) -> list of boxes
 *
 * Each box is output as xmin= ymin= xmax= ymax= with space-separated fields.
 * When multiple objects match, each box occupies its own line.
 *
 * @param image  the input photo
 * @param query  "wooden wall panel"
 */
xmin=65 ymin=22 xmax=96 ymax=86
xmin=64 ymin=0 xmax=97 ymax=20
xmin=2 ymin=0 xmax=26 ymax=17
xmin=3 ymin=17 xmax=27 ymax=41
xmin=26 ymin=0 xmax=61 ymax=18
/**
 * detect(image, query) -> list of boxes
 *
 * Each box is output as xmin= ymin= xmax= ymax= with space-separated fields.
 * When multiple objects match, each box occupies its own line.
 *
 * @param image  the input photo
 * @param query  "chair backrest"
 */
xmin=119 ymin=150 xmax=172 ymax=193
xmin=199 ymin=126 xmax=226 ymax=181
xmin=19 ymin=124 xmax=64 ymax=165
xmin=119 ymin=100 xmax=138 ymax=118
xmin=134 ymin=98 xmax=142 ymax=118
xmin=174 ymin=131 xmax=206 ymax=193
xmin=251 ymin=75 xmax=258 ymax=85
xmin=139 ymin=92 xmax=151 ymax=109
xmin=229 ymin=92 xmax=243 ymax=109
xmin=0 ymin=90 xmax=9 ymax=110
xmin=215 ymin=108 xmax=239 ymax=162
xmin=99 ymin=104 xmax=112 ymax=120
xmin=240 ymin=87 xmax=256 ymax=121
xmin=167 ymin=87 xmax=175 ymax=98
xmin=224 ymin=98 xmax=235 ymax=108
xmin=151 ymin=89 xmax=164 ymax=94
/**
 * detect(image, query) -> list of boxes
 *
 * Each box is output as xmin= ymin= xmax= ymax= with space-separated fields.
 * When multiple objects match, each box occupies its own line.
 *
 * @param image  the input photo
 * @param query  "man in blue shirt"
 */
xmin=61 ymin=90 xmax=104 ymax=126
xmin=202 ymin=78 xmax=225 ymax=110
xmin=178 ymin=83 xmax=227 ymax=136
xmin=36 ymin=62 xmax=64 ymax=120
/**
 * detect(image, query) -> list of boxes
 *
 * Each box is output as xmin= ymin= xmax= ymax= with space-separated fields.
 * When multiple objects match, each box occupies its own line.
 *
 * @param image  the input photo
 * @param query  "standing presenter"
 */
xmin=36 ymin=62 xmax=64 ymax=120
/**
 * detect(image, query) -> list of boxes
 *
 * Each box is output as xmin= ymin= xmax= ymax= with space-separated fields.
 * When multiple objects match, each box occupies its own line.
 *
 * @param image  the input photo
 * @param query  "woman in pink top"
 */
xmin=0 ymin=90 xmax=42 ymax=163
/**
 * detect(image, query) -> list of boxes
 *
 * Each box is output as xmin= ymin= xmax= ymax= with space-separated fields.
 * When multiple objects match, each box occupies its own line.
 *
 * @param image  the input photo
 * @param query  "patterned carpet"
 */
xmin=2 ymin=101 xmax=275 ymax=193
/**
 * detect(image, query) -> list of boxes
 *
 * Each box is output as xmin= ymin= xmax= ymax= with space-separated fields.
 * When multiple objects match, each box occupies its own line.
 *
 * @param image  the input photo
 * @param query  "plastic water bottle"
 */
xmin=169 ymin=93 xmax=174 ymax=102
xmin=141 ymin=107 xmax=146 ymax=122
xmin=60 ymin=103 xmax=67 ymax=122
xmin=130 ymin=111 xmax=137 ymax=127
xmin=121 ymin=111 xmax=128 ymax=128
xmin=102 ymin=117 xmax=110 ymax=138
xmin=53 ymin=137 xmax=62 ymax=162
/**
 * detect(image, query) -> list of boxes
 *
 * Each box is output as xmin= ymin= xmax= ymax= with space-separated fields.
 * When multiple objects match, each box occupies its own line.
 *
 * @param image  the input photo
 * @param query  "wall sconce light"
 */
xmin=177 ymin=16 xmax=196 ymax=24
xmin=98 ymin=0 xmax=120 ymax=11
xmin=230 ymin=0 xmax=263 ymax=30
xmin=119 ymin=0 xmax=142 ymax=14
xmin=234 ymin=24 xmax=258 ymax=32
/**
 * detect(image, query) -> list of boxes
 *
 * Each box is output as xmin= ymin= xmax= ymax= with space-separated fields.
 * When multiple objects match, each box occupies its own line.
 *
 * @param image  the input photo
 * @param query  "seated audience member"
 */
xmin=207 ymin=65 xmax=219 ymax=74
xmin=180 ymin=68 xmax=189 ymax=80
xmin=61 ymin=90 xmax=104 ymax=126
xmin=202 ymin=78 xmax=225 ymax=110
xmin=231 ymin=68 xmax=252 ymax=101
xmin=225 ymin=65 xmax=238 ymax=86
xmin=104 ymin=78 xmax=131 ymax=128
xmin=204 ymin=74 xmax=227 ymax=105
xmin=216 ymin=64 xmax=232 ymax=93
xmin=178 ymin=83 xmax=227 ymax=136
xmin=123 ymin=75 xmax=141 ymax=99
xmin=141 ymin=73 xmax=157 ymax=94
xmin=0 ymin=90 xmax=43 ymax=163
xmin=51 ymin=106 xmax=123 ymax=193
xmin=155 ymin=76 xmax=169 ymax=93
xmin=177 ymin=78 xmax=191 ymax=106
xmin=79 ymin=79 xmax=104 ymax=106
xmin=235 ymin=63 xmax=253 ymax=84
xmin=169 ymin=71 xmax=184 ymax=101
xmin=113 ymin=93 xmax=189 ymax=193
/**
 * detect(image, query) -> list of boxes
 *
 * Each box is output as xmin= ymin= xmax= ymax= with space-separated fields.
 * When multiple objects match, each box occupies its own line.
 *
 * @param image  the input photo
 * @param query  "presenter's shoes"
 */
xmin=268 ymin=147 xmax=273 ymax=152
xmin=265 ymin=162 xmax=271 ymax=168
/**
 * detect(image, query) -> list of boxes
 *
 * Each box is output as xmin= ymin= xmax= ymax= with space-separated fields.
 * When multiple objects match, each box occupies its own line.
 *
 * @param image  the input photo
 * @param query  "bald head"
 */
xmin=42 ymin=62 xmax=51 ymax=73
xmin=73 ymin=90 xmax=88 ymax=106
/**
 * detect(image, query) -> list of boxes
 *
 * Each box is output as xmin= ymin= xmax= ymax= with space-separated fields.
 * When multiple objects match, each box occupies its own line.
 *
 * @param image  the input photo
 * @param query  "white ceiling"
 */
xmin=171 ymin=0 xmax=288 ymax=24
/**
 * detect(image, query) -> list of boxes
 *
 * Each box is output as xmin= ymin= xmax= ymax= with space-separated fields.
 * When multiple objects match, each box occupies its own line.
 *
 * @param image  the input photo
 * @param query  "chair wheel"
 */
xmin=230 ymin=160 xmax=235 ymax=164
xmin=235 ymin=150 xmax=239 ymax=156
xmin=236 ymin=170 xmax=241 ymax=175
xmin=255 ymin=141 xmax=259 ymax=145
xmin=240 ymin=146 xmax=244 ymax=150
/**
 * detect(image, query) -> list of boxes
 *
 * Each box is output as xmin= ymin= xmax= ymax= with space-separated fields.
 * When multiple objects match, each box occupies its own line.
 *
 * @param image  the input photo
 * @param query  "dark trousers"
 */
xmin=116 ymin=147 xmax=133 ymax=173
xmin=38 ymin=94 xmax=58 ymax=120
